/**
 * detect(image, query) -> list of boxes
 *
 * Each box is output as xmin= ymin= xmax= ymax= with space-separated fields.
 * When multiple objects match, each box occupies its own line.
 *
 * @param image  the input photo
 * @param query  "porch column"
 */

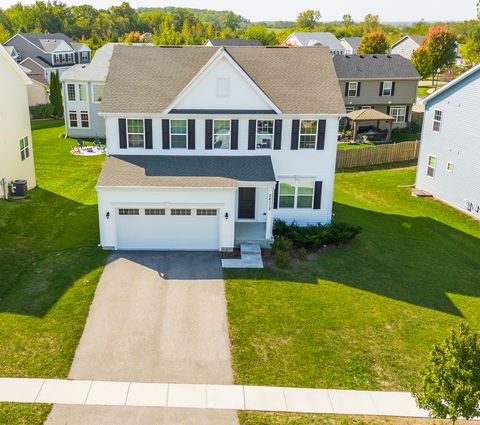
xmin=265 ymin=186 xmax=274 ymax=239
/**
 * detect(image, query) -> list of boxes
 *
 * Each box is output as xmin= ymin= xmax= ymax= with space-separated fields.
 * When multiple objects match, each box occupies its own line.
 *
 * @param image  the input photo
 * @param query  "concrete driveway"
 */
xmin=47 ymin=251 xmax=238 ymax=424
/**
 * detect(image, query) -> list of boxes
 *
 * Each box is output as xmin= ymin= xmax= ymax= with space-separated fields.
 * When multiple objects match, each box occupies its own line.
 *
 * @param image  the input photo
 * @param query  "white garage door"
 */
xmin=116 ymin=208 xmax=219 ymax=251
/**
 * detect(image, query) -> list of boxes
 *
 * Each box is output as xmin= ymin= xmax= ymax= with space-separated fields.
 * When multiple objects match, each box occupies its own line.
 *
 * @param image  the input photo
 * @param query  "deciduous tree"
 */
xmin=296 ymin=10 xmax=321 ymax=30
xmin=358 ymin=30 xmax=389 ymax=54
xmin=413 ymin=324 xmax=480 ymax=425
xmin=241 ymin=25 xmax=278 ymax=45
xmin=342 ymin=14 xmax=354 ymax=27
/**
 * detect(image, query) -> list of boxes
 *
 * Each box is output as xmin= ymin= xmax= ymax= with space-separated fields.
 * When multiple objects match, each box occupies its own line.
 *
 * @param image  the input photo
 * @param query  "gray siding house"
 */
xmin=3 ymin=32 xmax=91 ymax=84
xmin=415 ymin=64 xmax=480 ymax=220
xmin=283 ymin=32 xmax=345 ymax=55
xmin=340 ymin=37 xmax=361 ymax=55
xmin=390 ymin=35 xmax=425 ymax=60
xmin=61 ymin=44 xmax=113 ymax=139
xmin=333 ymin=54 xmax=420 ymax=129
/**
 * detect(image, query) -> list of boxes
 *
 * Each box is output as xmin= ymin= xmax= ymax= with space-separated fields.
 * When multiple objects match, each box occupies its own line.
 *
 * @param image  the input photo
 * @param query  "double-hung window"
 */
xmin=69 ymin=111 xmax=78 ymax=128
xmin=299 ymin=120 xmax=317 ymax=149
xmin=92 ymin=84 xmax=104 ymax=102
xmin=127 ymin=119 xmax=144 ymax=148
xmin=80 ymin=111 xmax=89 ymax=128
xmin=170 ymin=120 xmax=187 ymax=149
xmin=279 ymin=181 xmax=314 ymax=209
xmin=433 ymin=110 xmax=442 ymax=133
xmin=382 ymin=81 xmax=393 ymax=96
xmin=213 ymin=120 xmax=230 ymax=149
xmin=19 ymin=136 xmax=29 ymax=161
xmin=67 ymin=84 xmax=76 ymax=101
xmin=347 ymin=82 xmax=358 ymax=97
xmin=390 ymin=106 xmax=407 ymax=123
xmin=256 ymin=120 xmax=274 ymax=149
xmin=78 ymin=84 xmax=87 ymax=102
xmin=427 ymin=155 xmax=436 ymax=178
xmin=81 ymin=51 xmax=89 ymax=62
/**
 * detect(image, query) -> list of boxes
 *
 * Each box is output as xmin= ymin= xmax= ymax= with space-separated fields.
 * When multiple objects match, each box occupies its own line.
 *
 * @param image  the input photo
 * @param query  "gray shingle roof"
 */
xmin=410 ymin=35 xmax=426 ymax=46
xmin=333 ymin=54 xmax=421 ymax=79
xmin=20 ymin=32 xmax=75 ymax=51
xmin=288 ymin=32 xmax=345 ymax=51
xmin=97 ymin=155 xmax=276 ymax=187
xmin=101 ymin=45 xmax=345 ymax=115
xmin=61 ymin=43 xmax=114 ymax=82
xmin=341 ymin=37 xmax=362 ymax=50
xmin=206 ymin=39 xmax=262 ymax=46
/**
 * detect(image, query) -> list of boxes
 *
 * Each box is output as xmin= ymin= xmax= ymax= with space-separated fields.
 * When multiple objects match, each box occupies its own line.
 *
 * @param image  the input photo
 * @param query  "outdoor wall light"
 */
xmin=225 ymin=212 xmax=229 ymax=220
xmin=106 ymin=212 xmax=110 ymax=219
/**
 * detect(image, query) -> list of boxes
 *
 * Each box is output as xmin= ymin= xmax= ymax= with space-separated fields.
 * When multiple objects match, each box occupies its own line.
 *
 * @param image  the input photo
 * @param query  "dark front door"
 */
xmin=238 ymin=188 xmax=256 ymax=219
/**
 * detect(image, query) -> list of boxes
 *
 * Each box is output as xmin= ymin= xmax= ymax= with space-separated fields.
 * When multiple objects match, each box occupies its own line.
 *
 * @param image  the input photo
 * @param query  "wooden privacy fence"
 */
xmin=336 ymin=141 xmax=420 ymax=169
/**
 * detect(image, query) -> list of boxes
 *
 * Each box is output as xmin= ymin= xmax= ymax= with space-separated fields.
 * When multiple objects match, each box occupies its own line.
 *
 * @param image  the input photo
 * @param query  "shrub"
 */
xmin=29 ymin=103 xmax=55 ymax=119
xmin=271 ymin=235 xmax=292 ymax=255
xmin=297 ymin=247 xmax=308 ymax=261
xmin=275 ymin=250 xmax=291 ymax=269
xmin=273 ymin=219 xmax=362 ymax=249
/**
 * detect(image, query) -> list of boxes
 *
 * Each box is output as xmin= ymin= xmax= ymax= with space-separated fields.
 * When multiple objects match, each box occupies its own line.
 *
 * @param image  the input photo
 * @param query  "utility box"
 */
xmin=11 ymin=180 xmax=28 ymax=198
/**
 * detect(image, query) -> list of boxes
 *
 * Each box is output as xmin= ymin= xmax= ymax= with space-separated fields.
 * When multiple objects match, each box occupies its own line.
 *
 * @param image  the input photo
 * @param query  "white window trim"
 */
xmin=127 ymin=118 xmax=145 ymax=149
xmin=298 ymin=120 xmax=318 ymax=150
xmin=278 ymin=180 xmax=315 ymax=209
xmin=19 ymin=136 xmax=29 ymax=161
xmin=255 ymin=119 xmax=274 ymax=150
xmin=78 ymin=83 xmax=88 ymax=102
xmin=382 ymin=81 xmax=393 ymax=96
xmin=80 ymin=51 xmax=90 ymax=61
xmin=91 ymin=83 xmax=104 ymax=103
xmin=446 ymin=161 xmax=454 ymax=173
xmin=213 ymin=119 xmax=231 ymax=150
xmin=80 ymin=110 xmax=91 ymax=130
xmin=68 ymin=110 xmax=78 ymax=128
xmin=390 ymin=105 xmax=407 ymax=123
xmin=432 ymin=109 xmax=443 ymax=133
xmin=67 ymin=83 xmax=76 ymax=101
xmin=427 ymin=154 xmax=436 ymax=179
xmin=347 ymin=81 xmax=358 ymax=97
xmin=170 ymin=119 xmax=188 ymax=149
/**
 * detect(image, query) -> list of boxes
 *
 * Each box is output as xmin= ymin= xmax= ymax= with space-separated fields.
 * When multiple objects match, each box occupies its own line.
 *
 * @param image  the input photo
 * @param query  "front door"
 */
xmin=238 ymin=188 xmax=256 ymax=219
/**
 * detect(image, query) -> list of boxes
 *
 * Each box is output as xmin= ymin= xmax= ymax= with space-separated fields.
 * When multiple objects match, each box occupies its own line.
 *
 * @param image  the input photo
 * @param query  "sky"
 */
xmin=0 ymin=0 xmax=477 ymax=23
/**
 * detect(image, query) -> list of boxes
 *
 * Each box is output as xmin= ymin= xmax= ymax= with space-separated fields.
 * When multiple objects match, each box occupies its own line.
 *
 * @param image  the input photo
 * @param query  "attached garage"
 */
xmin=116 ymin=207 xmax=220 ymax=251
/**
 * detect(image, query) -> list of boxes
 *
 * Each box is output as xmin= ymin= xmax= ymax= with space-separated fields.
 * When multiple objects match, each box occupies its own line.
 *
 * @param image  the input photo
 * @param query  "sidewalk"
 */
xmin=0 ymin=377 xmax=437 ymax=418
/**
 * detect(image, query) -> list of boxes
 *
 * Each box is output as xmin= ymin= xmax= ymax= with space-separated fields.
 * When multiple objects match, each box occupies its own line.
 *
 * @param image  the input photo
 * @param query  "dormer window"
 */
xmin=80 ymin=51 xmax=90 ymax=62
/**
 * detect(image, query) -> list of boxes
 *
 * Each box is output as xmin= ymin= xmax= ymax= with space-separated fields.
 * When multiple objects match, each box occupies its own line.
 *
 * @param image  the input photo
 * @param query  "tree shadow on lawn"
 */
xmin=226 ymin=202 xmax=480 ymax=317
xmin=0 ymin=187 xmax=107 ymax=318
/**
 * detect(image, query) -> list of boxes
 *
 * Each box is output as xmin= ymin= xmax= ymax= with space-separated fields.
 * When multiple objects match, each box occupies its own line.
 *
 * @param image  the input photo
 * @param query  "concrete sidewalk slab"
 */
xmin=284 ymin=387 xmax=333 ymax=413
xmin=0 ymin=378 xmax=44 ymax=403
xmin=36 ymin=379 xmax=91 ymax=404
xmin=370 ymin=391 xmax=429 ymax=417
xmin=244 ymin=386 xmax=288 ymax=412
xmin=85 ymin=381 xmax=130 ymax=406
xmin=167 ymin=384 xmax=207 ymax=409
xmin=125 ymin=382 xmax=168 ymax=407
xmin=207 ymin=384 xmax=245 ymax=410
xmin=328 ymin=389 xmax=378 ymax=415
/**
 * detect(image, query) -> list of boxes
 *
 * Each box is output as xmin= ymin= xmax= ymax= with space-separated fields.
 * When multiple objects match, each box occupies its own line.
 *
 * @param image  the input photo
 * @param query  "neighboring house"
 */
xmin=282 ymin=32 xmax=345 ymax=55
xmin=0 ymin=46 xmax=36 ymax=195
xmin=390 ymin=35 xmax=426 ymax=60
xmin=95 ymin=45 xmax=345 ymax=251
xmin=21 ymin=65 xmax=49 ymax=106
xmin=415 ymin=64 xmax=480 ymax=220
xmin=333 ymin=54 xmax=421 ymax=129
xmin=3 ymin=32 xmax=91 ymax=84
xmin=204 ymin=39 xmax=262 ymax=47
xmin=340 ymin=37 xmax=362 ymax=55
xmin=61 ymin=44 xmax=114 ymax=139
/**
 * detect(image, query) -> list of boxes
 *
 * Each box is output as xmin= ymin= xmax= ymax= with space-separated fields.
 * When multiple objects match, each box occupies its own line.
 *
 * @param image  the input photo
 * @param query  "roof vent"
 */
xmin=359 ymin=55 xmax=364 ymax=59
xmin=345 ymin=55 xmax=350 ymax=59
xmin=387 ymin=55 xmax=392 ymax=58
xmin=373 ymin=55 xmax=378 ymax=59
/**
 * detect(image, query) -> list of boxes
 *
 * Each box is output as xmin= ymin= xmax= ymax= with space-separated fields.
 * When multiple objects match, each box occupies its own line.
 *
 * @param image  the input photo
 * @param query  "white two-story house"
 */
xmin=96 ymin=45 xmax=345 ymax=251
xmin=416 ymin=64 xmax=480 ymax=220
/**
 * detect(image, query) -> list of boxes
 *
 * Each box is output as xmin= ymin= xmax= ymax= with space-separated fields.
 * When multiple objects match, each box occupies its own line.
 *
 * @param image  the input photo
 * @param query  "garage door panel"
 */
xmin=116 ymin=209 xmax=219 ymax=251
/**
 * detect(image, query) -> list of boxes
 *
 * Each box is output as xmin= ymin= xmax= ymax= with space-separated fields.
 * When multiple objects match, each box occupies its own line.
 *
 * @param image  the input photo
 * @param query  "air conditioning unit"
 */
xmin=10 ymin=180 xmax=28 ymax=198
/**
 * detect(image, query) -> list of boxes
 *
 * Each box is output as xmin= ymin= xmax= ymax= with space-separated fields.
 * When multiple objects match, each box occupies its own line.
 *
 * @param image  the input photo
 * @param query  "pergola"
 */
xmin=346 ymin=109 xmax=395 ymax=142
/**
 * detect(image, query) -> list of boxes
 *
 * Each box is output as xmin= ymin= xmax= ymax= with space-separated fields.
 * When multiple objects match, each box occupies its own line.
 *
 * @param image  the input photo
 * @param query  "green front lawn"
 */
xmin=0 ymin=120 xmax=107 ymax=421
xmin=337 ymin=142 xmax=375 ymax=150
xmin=390 ymin=132 xmax=421 ymax=143
xmin=226 ymin=165 xmax=480 ymax=393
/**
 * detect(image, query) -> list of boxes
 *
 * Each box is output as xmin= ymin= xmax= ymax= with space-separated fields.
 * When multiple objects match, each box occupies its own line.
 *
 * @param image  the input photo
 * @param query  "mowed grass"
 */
xmin=0 ymin=120 xmax=108 ymax=421
xmin=225 ymin=164 xmax=480 ymax=392
xmin=0 ymin=403 xmax=51 ymax=425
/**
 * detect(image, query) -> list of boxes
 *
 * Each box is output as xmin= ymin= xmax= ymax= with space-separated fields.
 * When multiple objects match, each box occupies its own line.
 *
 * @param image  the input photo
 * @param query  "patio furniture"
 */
xmin=346 ymin=110 xmax=394 ymax=142
xmin=77 ymin=139 xmax=85 ymax=148
xmin=94 ymin=138 xmax=102 ymax=147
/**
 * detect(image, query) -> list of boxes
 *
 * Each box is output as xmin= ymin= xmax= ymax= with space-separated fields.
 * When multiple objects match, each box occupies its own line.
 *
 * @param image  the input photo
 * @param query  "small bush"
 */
xmin=29 ymin=103 xmax=55 ymax=119
xmin=273 ymin=219 xmax=362 ymax=250
xmin=271 ymin=235 xmax=292 ymax=255
xmin=297 ymin=247 xmax=308 ymax=261
xmin=275 ymin=250 xmax=291 ymax=269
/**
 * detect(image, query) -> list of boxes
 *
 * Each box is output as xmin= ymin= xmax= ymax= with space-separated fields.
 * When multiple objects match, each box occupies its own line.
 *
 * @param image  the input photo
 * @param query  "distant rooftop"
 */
xmin=286 ymin=32 xmax=345 ymax=51
xmin=60 ymin=43 xmax=114 ymax=82
xmin=205 ymin=38 xmax=262 ymax=47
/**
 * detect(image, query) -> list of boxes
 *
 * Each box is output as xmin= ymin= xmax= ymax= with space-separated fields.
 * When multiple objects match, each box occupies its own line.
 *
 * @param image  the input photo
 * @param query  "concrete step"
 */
xmin=240 ymin=243 xmax=261 ymax=255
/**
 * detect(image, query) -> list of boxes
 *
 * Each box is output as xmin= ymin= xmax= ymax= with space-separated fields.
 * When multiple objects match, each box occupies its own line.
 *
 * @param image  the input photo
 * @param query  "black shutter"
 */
xmin=356 ymin=82 xmax=361 ymax=97
xmin=119 ymin=118 xmax=127 ymax=149
xmin=188 ymin=119 xmax=195 ymax=150
xmin=391 ymin=82 xmax=396 ymax=96
xmin=248 ymin=120 xmax=256 ymax=150
xmin=316 ymin=120 xmax=326 ymax=150
xmin=405 ymin=106 xmax=410 ymax=123
xmin=313 ymin=181 xmax=323 ymax=210
xmin=231 ymin=120 xmax=239 ymax=150
xmin=145 ymin=119 xmax=152 ymax=149
xmin=291 ymin=119 xmax=300 ymax=150
xmin=273 ymin=181 xmax=279 ymax=209
xmin=344 ymin=82 xmax=349 ymax=97
xmin=162 ymin=119 xmax=170 ymax=149
xmin=205 ymin=119 xmax=213 ymax=150
xmin=379 ymin=82 xmax=384 ymax=96
xmin=386 ymin=106 xmax=391 ymax=115
xmin=274 ymin=120 xmax=282 ymax=150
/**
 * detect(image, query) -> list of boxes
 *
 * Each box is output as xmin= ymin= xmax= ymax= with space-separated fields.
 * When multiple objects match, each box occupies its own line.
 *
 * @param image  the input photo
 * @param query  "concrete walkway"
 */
xmin=0 ymin=377 xmax=439 ymax=419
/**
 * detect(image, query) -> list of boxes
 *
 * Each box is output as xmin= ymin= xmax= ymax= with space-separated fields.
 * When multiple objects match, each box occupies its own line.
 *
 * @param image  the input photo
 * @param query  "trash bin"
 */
xmin=12 ymin=180 xmax=28 ymax=198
